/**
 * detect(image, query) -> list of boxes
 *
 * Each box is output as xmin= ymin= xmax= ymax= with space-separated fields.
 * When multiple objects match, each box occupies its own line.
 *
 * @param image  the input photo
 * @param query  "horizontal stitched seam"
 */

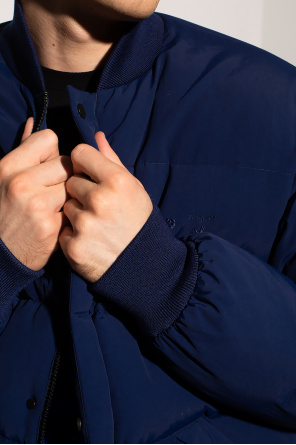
xmin=143 ymin=162 xmax=294 ymax=176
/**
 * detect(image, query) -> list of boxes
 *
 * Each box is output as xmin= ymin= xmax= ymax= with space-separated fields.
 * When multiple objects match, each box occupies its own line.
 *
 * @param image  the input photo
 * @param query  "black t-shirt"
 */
xmin=42 ymin=66 xmax=101 ymax=155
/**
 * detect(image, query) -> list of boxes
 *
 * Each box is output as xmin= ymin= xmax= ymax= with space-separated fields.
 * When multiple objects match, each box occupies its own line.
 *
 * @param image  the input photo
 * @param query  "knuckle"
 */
xmin=37 ymin=218 xmax=56 ymax=240
xmin=7 ymin=174 xmax=28 ymax=198
xmin=67 ymin=238 xmax=82 ymax=264
xmin=109 ymin=170 xmax=128 ymax=191
xmin=87 ymin=189 xmax=99 ymax=208
xmin=75 ymin=212 xmax=90 ymax=233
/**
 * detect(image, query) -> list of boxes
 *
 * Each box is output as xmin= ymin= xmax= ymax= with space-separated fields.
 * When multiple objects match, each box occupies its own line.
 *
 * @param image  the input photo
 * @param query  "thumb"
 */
xmin=21 ymin=117 xmax=34 ymax=143
xmin=95 ymin=131 xmax=125 ymax=168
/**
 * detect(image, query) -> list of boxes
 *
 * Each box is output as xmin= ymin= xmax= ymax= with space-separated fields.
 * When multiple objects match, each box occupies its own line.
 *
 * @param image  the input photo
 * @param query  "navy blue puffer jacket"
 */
xmin=1 ymin=1 xmax=296 ymax=443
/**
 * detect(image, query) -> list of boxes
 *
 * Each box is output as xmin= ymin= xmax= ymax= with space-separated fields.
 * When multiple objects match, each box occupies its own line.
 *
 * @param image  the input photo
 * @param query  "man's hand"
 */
xmin=0 ymin=118 xmax=72 ymax=270
xmin=59 ymin=132 xmax=153 ymax=282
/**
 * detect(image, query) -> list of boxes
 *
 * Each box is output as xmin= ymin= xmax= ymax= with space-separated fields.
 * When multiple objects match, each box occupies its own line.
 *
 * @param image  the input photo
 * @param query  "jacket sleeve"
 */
xmin=90 ymin=198 xmax=296 ymax=430
xmin=0 ymin=238 xmax=43 ymax=333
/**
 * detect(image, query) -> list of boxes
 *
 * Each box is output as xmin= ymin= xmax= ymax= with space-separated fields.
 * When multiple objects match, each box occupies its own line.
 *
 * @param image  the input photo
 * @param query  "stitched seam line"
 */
xmin=143 ymin=162 xmax=294 ymax=176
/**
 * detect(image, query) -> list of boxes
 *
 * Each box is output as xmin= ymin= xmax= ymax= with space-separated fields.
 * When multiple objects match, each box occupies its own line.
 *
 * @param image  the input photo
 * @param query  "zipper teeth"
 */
xmin=38 ymin=352 xmax=61 ymax=444
xmin=34 ymin=90 xmax=60 ymax=444
xmin=34 ymin=92 xmax=48 ymax=133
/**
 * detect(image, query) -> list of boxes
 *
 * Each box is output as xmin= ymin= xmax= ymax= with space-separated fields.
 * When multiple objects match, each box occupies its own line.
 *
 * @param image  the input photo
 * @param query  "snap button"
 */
xmin=77 ymin=104 xmax=86 ymax=119
xmin=26 ymin=398 xmax=37 ymax=409
xmin=77 ymin=417 xmax=82 ymax=432
xmin=166 ymin=218 xmax=176 ymax=229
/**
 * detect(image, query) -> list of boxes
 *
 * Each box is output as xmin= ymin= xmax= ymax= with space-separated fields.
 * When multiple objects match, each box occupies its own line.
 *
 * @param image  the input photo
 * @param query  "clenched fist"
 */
xmin=0 ymin=118 xmax=72 ymax=270
xmin=59 ymin=132 xmax=153 ymax=282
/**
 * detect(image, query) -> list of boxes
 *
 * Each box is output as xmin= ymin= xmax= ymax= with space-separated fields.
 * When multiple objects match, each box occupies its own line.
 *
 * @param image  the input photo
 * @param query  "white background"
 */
xmin=1 ymin=0 xmax=296 ymax=66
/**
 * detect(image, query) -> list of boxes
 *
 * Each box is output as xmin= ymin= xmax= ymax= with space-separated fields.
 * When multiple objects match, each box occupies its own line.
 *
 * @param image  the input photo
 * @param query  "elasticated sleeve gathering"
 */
xmin=90 ymin=205 xmax=296 ymax=430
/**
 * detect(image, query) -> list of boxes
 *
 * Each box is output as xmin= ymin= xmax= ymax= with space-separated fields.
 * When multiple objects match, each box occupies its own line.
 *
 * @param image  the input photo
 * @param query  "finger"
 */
xmin=20 ymin=129 xmax=60 ymax=164
xmin=59 ymin=225 xmax=74 ymax=257
xmin=66 ymin=174 xmax=96 ymax=205
xmin=43 ymin=182 xmax=68 ymax=213
xmin=95 ymin=132 xmax=125 ymax=168
xmin=54 ymin=211 xmax=68 ymax=232
xmin=0 ymin=129 xmax=60 ymax=175
xmin=59 ymin=212 xmax=71 ymax=234
xmin=28 ymin=155 xmax=73 ymax=187
xmin=71 ymin=143 xmax=123 ymax=184
xmin=94 ymin=132 xmax=144 ymax=189
xmin=21 ymin=117 xmax=34 ymax=143
xmin=63 ymin=198 xmax=83 ymax=228
xmin=49 ymin=212 xmax=67 ymax=254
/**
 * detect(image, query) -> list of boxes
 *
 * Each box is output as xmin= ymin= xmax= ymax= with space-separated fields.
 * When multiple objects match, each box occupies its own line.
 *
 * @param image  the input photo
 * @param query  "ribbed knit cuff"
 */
xmin=89 ymin=206 xmax=199 ymax=337
xmin=0 ymin=238 xmax=43 ymax=325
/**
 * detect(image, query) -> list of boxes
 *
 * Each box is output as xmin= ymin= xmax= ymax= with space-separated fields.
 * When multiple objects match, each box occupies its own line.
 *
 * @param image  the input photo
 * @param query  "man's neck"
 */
xmin=22 ymin=0 xmax=131 ymax=72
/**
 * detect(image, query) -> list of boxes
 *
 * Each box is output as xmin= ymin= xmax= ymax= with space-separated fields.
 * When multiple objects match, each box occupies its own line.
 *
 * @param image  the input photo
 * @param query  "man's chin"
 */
xmin=88 ymin=0 xmax=160 ymax=23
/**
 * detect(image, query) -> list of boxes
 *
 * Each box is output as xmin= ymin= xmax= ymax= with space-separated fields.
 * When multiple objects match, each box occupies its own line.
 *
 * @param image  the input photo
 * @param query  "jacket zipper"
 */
xmin=38 ymin=352 xmax=62 ymax=444
xmin=33 ymin=91 xmax=62 ymax=444
xmin=33 ymin=91 xmax=48 ymax=133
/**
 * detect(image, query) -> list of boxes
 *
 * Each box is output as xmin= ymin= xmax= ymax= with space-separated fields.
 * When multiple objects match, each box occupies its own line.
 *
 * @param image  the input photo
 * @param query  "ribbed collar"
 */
xmin=0 ymin=0 xmax=165 ymax=96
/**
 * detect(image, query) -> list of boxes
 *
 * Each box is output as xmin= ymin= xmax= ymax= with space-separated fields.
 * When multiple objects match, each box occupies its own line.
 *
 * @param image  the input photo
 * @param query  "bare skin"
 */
xmin=60 ymin=132 xmax=153 ymax=282
xmin=21 ymin=0 xmax=160 ymax=72
xmin=0 ymin=119 xmax=152 ymax=278
xmin=1 ymin=1 xmax=156 ymax=279
xmin=0 ymin=118 xmax=72 ymax=270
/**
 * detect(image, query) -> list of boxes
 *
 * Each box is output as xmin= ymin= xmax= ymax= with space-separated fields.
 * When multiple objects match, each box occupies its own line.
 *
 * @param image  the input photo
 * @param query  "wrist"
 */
xmin=89 ymin=206 xmax=199 ymax=336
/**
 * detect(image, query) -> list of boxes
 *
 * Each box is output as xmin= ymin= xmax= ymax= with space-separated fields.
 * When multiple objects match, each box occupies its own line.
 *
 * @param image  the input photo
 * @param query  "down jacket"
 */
xmin=1 ymin=0 xmax=296 ymax=443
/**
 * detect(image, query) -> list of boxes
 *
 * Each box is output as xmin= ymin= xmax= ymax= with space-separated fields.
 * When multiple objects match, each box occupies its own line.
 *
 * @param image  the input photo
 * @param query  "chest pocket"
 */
xmin=138 ymin=162 xmax=293 ymax=261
